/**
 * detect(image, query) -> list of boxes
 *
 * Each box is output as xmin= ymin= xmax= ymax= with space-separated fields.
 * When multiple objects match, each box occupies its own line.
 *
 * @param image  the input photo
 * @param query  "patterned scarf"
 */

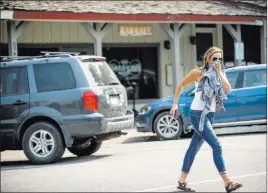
xmin=196 ymin=64 xmax=227 ymax=132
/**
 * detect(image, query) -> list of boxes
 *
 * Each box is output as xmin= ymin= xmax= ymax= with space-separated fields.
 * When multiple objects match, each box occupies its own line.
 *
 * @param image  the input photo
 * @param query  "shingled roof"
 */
xmin=233 ymin=0 xmax=267 ymax=8
xmin=0 ymin=0 xmax=266 ymax=17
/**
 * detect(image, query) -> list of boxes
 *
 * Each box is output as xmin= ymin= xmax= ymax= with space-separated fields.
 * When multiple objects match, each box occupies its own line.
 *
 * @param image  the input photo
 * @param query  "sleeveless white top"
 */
xmin=190 ymin=71 xmax=227 ymax=113
xmin=190 ymin=91 xmax=216 ymax=112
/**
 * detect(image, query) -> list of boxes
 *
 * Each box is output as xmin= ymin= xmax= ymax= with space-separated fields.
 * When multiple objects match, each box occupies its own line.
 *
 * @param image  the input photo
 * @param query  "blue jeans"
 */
xmin=181 ymin=110 xmax=226 ymax=174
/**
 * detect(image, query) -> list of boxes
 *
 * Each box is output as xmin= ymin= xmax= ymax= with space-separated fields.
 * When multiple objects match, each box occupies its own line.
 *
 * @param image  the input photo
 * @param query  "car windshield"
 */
xmin=82 ymin=61 xmax=121 ymax=87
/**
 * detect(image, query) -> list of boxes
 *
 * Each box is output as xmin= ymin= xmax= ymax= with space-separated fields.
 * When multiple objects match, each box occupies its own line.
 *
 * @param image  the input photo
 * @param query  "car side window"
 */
xmin=226 ymin=71 xmax=239 ymax=89
xmin=17 ymin=67 xmax=30 ymax=94
xmin=0 ymin=67 xmax=29 ymax=97
xmin=243 ymin=69 xmax=266 ymax=88
xmin=33 ymin=62 xmax=76 ymax=93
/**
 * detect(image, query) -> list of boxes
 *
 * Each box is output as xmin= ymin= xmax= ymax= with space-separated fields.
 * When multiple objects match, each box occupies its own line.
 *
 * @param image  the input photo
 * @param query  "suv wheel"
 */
xmin=22 ymin=122 xmax=65 ymax=164
xmin=67 ymin=141 xmax=102 ymax=157
xmin=154 ymin=111 xmax=183 ymax=140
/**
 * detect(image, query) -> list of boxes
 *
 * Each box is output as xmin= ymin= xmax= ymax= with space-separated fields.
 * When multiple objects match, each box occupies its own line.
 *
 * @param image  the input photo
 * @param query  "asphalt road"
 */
xmin=1 ymin=132 xmax=266 ymax=192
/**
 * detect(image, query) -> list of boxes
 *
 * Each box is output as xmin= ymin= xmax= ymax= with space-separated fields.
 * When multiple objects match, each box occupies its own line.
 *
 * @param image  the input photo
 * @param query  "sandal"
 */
xmin=225 ymin=182 xmax=243 ymax=193
xmin=177 ymin=181 xmax=195 ymax=192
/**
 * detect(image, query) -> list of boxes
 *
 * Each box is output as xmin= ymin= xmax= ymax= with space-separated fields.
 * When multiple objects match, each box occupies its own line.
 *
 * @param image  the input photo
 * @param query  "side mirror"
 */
xmin=188 ymin=92 xmax=195 ymax=97
xmin=131 ymin=82 xmax=137 ymax=87
xmin=188 ymin=89 xmax=196 ymax=97
xmin=187 ymin=88 xmax=196 ymax=97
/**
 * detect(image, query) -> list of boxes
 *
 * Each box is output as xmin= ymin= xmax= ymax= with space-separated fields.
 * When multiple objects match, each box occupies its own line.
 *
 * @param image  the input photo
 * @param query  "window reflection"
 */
xmin=103 ymin=47 xmax=158 ymax=99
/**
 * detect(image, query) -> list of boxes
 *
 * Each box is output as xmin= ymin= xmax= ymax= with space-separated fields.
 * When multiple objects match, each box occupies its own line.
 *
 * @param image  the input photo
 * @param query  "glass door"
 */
xmin=103 ymin=46 xmax=159 ymax=100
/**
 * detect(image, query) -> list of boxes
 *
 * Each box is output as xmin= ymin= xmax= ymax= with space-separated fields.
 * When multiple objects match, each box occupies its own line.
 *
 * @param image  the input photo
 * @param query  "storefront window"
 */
xmin=18 ymin=46 xmax=59 ymax=56
xmin=196 ymin=33 xmax=213 ymax=67
xmin=103 ymin=46 xmax=159 ymax=100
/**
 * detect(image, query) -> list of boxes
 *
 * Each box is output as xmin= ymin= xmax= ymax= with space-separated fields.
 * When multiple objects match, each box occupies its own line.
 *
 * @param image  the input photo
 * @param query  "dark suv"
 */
xmin=0 ymin=52 xmax=134 ymax=164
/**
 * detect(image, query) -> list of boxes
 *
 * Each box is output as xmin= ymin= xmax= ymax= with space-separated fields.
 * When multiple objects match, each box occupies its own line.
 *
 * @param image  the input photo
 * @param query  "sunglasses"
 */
xmin=212 ymin=57 xmax=223 ymax=62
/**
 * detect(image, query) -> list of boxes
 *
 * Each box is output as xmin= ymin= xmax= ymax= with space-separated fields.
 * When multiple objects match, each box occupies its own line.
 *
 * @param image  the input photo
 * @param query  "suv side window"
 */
xmin=226 ymin=71 xmax=239 ymax=89
xmin=18 ymin=67 xmax=30 ymax=94
xmin=0 ymin=67 xmax=29 ymax=96
xmin=243 ymin=69 xmax=266 ymax=88
xmin=33 ymin=62 xmax=76 ymax=93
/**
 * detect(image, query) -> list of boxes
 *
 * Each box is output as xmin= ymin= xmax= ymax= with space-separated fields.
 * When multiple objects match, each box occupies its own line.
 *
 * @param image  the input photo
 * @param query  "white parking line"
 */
xmin=133 ymin=172 xmax=266 ymax=192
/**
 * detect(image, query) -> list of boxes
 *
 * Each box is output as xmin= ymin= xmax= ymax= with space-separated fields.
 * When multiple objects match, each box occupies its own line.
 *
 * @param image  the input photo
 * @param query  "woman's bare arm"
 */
xmin=214 ymin=62 xmax=231 ymax=94
xmin=173 ymin=68 xmax=202 ymax=105
xmin=219 ymin=72 xmax=231 ymax=94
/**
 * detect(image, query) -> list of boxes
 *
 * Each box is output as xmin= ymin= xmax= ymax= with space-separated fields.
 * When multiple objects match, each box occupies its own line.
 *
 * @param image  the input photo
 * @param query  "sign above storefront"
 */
xmin=119 ymin=25 xmax=152 ymax=36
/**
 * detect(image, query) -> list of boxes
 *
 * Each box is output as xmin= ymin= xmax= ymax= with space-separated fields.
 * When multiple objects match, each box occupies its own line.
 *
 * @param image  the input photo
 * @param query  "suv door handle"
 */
xmin=13 ymin=100 xmax=27 ymax=106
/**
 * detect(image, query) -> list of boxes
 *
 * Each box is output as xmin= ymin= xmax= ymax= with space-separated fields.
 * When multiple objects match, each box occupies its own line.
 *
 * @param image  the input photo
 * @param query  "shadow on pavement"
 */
xmin=122 ymin=135 xmax=159 ymax=144
xmin=1 ymin=154 xmax=111 ymax=171
xmin=167 ymin=189 xmax=184 ymax=192
xmin=122 ymin=135 xmax=192 ymax=144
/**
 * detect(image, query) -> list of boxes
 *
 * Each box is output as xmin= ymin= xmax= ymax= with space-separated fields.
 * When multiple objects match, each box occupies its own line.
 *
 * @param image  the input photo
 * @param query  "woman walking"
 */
xmin=170 ymin=47 xmax=243 ymax=193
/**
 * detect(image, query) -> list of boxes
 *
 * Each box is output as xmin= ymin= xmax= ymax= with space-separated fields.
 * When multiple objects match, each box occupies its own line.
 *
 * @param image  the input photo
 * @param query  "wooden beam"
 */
xmin=7 ymin=20 xmax=30 ymax=56
xmin=224 ymin=24 xmax=243 ymax=66
xmin=260 ymin=20 xmax=267 ymax=64
xmin=81 ymin=23 xmax=113 ymax=56
xmin=159 ymin=24 xmax=174 ymax=40
xmin=223 ymin=24 xmax=241 ymax=41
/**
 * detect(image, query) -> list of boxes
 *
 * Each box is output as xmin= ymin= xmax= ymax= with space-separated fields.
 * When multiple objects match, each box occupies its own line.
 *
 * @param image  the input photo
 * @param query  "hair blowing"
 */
xmin=199 ymin=47 xmax=223 ymax=70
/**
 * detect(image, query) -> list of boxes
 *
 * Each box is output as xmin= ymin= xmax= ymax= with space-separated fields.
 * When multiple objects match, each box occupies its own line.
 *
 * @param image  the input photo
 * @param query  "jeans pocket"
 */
xmin=188 ymin=116 xmax=193 ymax=126
xmin=189 ymin=115 xmax=197 ymax=126
xmin=189 ymin=114 xmax=202 ymax=132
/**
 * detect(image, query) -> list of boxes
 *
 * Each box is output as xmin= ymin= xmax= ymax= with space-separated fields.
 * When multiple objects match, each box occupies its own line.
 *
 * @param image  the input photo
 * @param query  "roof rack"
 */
xmin=40 ymin=51 xmax=81 ymax=56
xmin=0 ymin=54 xmax=73 ymax=62
xmin=0 ymin=56 xmax=35 ymax=62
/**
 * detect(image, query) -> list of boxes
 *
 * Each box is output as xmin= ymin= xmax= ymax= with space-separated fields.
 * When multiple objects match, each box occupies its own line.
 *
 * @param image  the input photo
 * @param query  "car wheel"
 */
xmin=22 ymin=122 xmax=65 ymax=165
xmin=67 ymin=141 xmax=102 ymax=157
xmin=154 ymin=111 xmax=183 ymax=140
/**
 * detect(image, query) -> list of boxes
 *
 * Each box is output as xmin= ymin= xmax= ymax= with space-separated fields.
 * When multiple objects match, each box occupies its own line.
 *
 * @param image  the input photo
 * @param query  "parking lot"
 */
xmin=1 ymin=129 xmax=266 ymax=192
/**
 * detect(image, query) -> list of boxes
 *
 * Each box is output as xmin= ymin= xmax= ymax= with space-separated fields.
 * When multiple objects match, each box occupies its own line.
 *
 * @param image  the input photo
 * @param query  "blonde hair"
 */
xmin=199 ymin=47 xmax=223 ymax=70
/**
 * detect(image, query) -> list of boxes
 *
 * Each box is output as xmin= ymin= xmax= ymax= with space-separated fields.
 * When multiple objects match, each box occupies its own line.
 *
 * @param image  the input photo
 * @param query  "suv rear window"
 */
xmin=33 ymin=62 xmax=76 ymax=92
xmin=82 ymin=61 xmax=120 ymax=86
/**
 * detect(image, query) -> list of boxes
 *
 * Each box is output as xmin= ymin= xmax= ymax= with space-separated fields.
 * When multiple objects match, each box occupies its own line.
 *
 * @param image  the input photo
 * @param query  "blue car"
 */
xmin=136 ymin=64 xmax=267 ymax=140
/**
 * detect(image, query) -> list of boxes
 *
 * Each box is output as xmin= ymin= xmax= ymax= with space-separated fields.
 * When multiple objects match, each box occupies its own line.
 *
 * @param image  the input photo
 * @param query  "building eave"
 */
xmin=1 ymin=10 xmax=265 ymax=25
xmin=12 ymin=11 xmax=265 ymax=23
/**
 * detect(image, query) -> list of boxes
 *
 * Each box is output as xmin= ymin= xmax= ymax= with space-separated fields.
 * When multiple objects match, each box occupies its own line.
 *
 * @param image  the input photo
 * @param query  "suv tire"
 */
xmin=154 ymin=111 xmax=183 ymax=140
xmin=67 ymin=141 xmax=102 ymax=157
xmin=22 ymin=122 xmax=65 ymax=165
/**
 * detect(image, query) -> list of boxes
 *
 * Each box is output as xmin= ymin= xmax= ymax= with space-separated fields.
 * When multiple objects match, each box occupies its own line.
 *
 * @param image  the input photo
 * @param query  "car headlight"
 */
xmin=140 ymin=106 xmax=151 ymax=114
